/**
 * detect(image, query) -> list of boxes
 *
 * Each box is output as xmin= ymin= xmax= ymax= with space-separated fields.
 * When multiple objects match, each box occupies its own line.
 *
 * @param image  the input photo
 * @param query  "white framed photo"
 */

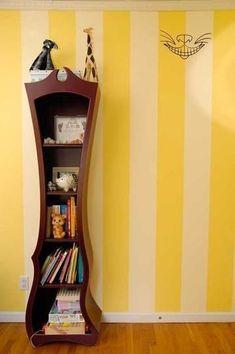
xmin=54 ymin=115 xmax=87 ymax=144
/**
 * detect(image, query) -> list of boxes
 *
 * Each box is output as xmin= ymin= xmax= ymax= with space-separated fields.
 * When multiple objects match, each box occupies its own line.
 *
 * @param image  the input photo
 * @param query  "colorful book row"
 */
xmin=40 ymin=244 xmax=84 ymax=285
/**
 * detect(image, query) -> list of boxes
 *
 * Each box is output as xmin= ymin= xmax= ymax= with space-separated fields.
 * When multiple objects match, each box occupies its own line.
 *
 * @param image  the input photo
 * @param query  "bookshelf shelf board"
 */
xmin=39 ymin=283 xmax=80 ymax=289
xmin=47 ymin=191 xmax=77 ymax=196
xmin=43 ymin=144 xmax=83 ymax=148
xmin=30 ymin=333 xmax=94 ymax=347
xmin=44 ymin=238 xmax=78 ymax=243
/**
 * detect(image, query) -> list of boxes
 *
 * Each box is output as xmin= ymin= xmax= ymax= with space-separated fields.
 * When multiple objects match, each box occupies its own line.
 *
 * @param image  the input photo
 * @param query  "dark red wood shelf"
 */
xmin=43 ymin=143 xmax=83 ymax=148
xmin=44 ymin=238 xmax=78 ymax=243
xmin=39 ymin=283 xmax=80 ymax=289
xmin=47 ymin=191 xmax=77 ymax=196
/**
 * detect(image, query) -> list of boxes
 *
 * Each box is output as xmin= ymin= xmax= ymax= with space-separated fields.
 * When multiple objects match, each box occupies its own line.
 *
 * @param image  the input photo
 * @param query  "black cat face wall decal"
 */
xmin=160 ymin=30 xmax=211 ymax=59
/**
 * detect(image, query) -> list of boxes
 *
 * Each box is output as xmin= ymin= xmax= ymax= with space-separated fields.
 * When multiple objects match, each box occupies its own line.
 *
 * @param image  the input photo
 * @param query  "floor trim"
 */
xmin=0 ymin=312 xmax=25 ymax=322
xmin=102 ymin=312 xmax=235 ymax=323
xmin=1 ymin=311 xmax=234 ymax=323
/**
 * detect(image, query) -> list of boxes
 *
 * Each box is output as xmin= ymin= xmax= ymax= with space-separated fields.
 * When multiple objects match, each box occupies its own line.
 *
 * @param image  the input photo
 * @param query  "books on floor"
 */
xmin=44 ymin=322 xmax=85 ymax=335
xmin=44 ymin=288 xmax=85 ymax=335
xmin=49 ymin=301 xmax=83 ymax=323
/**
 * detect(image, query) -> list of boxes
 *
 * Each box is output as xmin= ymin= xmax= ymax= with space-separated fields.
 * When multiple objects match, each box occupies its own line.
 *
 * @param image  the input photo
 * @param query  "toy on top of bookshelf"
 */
xmin=30 ymin=39 xmax=58 ymax=71
xmin=83 ymin=28 xmax=98 ymax=82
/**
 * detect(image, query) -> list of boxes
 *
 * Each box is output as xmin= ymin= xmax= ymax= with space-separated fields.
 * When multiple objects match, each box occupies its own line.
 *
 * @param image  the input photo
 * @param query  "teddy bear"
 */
xmin=51 ymin=213 xmax=66 ymax=238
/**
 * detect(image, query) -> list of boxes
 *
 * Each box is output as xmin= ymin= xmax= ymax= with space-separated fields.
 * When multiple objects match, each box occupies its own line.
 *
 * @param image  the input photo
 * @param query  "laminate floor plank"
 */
xmin=0 ymin=323 xmax=234 ymax=354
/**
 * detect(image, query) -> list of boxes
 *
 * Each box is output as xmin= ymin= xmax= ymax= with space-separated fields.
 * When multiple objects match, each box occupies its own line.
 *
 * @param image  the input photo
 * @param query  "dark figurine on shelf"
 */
xmin=48 ymin=181 xmax=57 ymax=192
xmin=30 ymin=39 xmax=58 ymax=71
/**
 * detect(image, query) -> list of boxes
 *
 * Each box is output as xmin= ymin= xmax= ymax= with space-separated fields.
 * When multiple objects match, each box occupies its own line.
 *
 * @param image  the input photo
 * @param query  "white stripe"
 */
xmin=129 ymin=12 xmax=157 ymax=312
xmin=21 ymin=11 xmax=48 ymax=304
xmin=181 ymin=11 xmax=213 ymax=312
xmin=76 ymin=12 xmax=103 ymax=308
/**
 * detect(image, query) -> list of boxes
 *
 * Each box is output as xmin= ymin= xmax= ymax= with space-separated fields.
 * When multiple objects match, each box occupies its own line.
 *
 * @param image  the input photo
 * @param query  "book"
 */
xmin=40 ymin=248 xmax=62 ymax=285
xmin=70 ymin=197 xmax=76 ymax=238
xmin=70 ymin=247 xmax=78 ymax=284
xmin=56 ymin=288 xmax=81 ymax=312
xmin=52 ymin=205 xmax=60 ymax=214
xmin=78 ymin=250 xmax=84 ymax=283
xmin=46 ymin=206 xmax=52 ymax=238
xmin=47 ymin=250 xmax=68 ymax=284
xmin=66 ymin=245 xmax=78 ymax=283
xmin=44 ymin=322 xmax=85 ymax=335
xmin=59 ymin=248 xmax=73 ymax=283
xmin=48 ymin=301 xmax=84 ymax=323
xmin=60 ymin=204 xmax=68 ymax=233
xmin=57 ymin=300 xmax=80 ymax=312
xmin=41 ymin=254 xmax=53 ymax=275
xmin=65 ymin=244 xmax=75 ymax=283
xmin=67 ymin=198 xmax=71 ymax=237
xmin=56 ymin=288 xmax=80 ymax=302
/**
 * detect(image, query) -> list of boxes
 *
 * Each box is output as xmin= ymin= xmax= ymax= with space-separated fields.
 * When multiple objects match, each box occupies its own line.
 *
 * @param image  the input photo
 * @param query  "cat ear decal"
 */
xmin=160 ymin=30 xmax=211 ymax=59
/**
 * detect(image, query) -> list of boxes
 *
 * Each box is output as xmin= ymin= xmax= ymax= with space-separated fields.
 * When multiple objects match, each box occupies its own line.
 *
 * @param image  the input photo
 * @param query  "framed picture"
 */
xmin=54 ymin=115 xmax=87 ymax=144
xmin=52 ymin=167 xmax=79 ymax=183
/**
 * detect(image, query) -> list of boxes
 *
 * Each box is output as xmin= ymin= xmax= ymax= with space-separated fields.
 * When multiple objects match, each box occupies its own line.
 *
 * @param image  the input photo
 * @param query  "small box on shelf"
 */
xmin=30 ymin=69 xmax=82 ymax=82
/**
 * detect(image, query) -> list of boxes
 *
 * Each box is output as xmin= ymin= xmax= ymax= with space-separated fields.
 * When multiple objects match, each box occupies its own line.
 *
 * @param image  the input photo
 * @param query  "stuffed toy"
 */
xmin=56 ymin=174 xmax=77 ymax=192
xmin=30 ymin=39 xmax=58 ymax=71
xmin=51 ymin=213 xmax=66 ymax=238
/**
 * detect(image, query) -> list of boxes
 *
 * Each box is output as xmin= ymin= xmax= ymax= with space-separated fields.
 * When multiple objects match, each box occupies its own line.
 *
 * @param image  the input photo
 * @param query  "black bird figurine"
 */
xmin=30 ymin=39 xmax=58 ymax=71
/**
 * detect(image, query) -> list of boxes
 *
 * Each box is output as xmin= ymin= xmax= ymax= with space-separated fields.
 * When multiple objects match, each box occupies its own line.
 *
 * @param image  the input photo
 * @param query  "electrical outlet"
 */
xmin=19 ymin=275 xmax=29 ymax=290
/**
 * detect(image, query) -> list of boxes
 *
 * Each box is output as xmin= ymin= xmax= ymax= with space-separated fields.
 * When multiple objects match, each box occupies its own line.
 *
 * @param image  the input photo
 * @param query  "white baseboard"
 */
xmin=102 ymin=312 xmax=235 ymax=323
xmin=1 ymin=311 xmax=235 ymax=323
xmin=0 ymin=312 xmax=25 ymax=322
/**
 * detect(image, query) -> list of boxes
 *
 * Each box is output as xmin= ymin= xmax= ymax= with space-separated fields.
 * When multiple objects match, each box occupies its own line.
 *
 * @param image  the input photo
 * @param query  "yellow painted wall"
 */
xmin=0 ymin=7 xmax=235 ymax=314
xmin=0 ymin=11 xmax=24 ymax=311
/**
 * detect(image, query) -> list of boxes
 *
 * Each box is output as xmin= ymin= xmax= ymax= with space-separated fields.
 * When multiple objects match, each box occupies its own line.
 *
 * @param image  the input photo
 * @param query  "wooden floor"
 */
xmin=0 ymin=323 xmax=234 ymax=354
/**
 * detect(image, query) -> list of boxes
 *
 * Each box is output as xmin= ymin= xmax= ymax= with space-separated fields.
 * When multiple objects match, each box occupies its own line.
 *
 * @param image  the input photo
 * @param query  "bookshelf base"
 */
xmin=30 ymin=332 xmax=98 ymax=347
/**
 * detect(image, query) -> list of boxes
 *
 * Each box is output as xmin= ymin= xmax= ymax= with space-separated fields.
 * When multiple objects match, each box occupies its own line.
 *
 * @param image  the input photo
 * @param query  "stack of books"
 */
xmin=46 ymin=196 xmax=77 ymax=238
xmin=40 ymin=244 xmax=84 ymax=285
xmin=44 ymin=288 xmax=85 ymax=335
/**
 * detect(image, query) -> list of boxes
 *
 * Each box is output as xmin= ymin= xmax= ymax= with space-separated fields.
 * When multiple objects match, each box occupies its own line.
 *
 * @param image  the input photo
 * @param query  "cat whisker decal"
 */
xmin=160 ymin=30 xmax=211 ymax=59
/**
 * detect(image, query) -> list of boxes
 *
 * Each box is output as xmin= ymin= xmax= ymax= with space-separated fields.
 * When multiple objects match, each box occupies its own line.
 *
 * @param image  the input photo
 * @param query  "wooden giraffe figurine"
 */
xmin=83 ymin=27 xmax=98 ymax=82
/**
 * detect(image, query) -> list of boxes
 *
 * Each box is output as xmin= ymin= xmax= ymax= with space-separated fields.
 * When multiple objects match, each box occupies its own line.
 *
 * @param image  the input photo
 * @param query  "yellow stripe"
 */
xmin=0 ymin=11 xmax=24 ymax=310
xmin=103 ymin=11 xmax=130 ymax=311
xmin=156 ymin=12 xmax=185 ymax=311
xmin=207 ymin=10 xmax=235 ymax=311
xmin=48 ymin=11 xmax=76 ymax=69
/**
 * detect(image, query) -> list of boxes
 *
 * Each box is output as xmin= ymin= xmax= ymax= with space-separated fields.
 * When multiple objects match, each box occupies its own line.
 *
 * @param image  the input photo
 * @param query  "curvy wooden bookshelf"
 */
xmin=25 ymin=68 xmax=101 ymax=347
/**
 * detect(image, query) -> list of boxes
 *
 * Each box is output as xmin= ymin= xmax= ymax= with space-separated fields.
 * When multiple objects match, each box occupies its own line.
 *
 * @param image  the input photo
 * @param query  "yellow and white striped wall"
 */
xmin=1 ymin=1 xmax=235 ymax=322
